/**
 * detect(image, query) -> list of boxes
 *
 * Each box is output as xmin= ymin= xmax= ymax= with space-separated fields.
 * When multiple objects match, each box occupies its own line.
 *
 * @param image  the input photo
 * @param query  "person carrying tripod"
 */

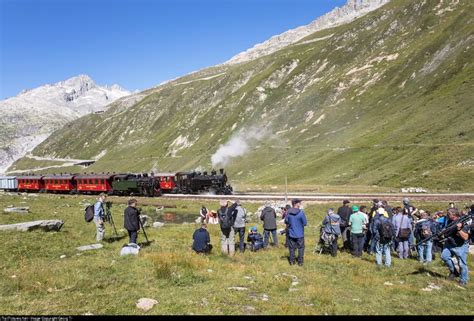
xmin=124 ymin=198 xmax=141 ymax=244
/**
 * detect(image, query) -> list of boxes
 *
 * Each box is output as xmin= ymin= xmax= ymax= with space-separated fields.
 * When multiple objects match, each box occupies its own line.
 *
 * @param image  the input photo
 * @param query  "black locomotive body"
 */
xmin=173 ymin=169 xmax=233 ymax=195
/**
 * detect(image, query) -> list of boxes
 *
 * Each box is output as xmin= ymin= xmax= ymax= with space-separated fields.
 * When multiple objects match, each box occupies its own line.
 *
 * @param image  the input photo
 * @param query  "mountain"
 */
xmin=225 ymin=0 xmax=391 ymax=65
xmin=0 ymin=75 xmax=130 ymax=173
xmin=9 ymin=0 xmax=474 ymax=192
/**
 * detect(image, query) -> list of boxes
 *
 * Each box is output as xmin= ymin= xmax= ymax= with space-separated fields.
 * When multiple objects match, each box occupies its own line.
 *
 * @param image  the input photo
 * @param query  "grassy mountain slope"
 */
xmin=10 ymin=0 xmax=474 ymax=192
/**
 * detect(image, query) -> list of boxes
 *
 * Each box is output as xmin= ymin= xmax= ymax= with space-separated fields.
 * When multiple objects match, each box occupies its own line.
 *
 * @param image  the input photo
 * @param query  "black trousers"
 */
xmin=128 ymin=230 xmax=138 ymax=244
xmin=330 ymin=236 xmax=338 ymax=257
xmin=194 ymin=244 xmax=213 ymax=254
xmin=351 ymin=233 xmax=365 ymax=257
xmin=288 ymin=237 xmax=305 ymax=264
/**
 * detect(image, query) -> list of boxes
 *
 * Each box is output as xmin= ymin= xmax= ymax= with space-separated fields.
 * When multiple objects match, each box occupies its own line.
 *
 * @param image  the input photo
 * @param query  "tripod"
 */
xmin=105 ymin=202 xmax=119 ymax=237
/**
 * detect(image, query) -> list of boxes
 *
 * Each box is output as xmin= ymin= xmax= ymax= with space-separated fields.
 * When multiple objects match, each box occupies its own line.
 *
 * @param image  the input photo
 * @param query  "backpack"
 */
xmin=379 ymin=219 xmax=394 ymax=244
xmin=218 ymin=208 xmax=233 ymax=230
xmin=84 ymin=205 xmax=94 ymax=222
xmin=421 ymin=222 xmax=432 ymax=238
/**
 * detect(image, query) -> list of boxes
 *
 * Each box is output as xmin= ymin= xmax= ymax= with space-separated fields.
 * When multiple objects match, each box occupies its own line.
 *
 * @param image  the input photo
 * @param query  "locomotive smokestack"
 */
xmin=219 ymin=168 xmax=224 ymax=174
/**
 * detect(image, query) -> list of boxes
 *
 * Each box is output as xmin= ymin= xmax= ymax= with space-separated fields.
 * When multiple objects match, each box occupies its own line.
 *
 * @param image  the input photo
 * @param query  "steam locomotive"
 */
xmin=0 ymin=168 xmax=233 ymax=196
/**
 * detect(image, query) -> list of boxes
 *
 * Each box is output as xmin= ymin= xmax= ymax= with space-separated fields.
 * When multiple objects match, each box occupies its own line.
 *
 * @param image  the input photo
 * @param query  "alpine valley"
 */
xmin=7 ymin=0 xmax=474 ymax=192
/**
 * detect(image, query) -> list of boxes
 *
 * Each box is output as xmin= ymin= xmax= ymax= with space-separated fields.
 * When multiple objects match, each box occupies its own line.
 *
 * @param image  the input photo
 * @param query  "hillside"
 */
xmin=0 ymin=75 xmax=130 ymax=173
xmin=9 ymin=0 xmax=474 ymax=192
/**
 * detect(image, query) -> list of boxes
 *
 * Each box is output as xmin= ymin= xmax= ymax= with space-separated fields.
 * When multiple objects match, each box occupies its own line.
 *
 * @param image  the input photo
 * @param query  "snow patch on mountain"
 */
xmin=225 ymin=0 xmax=391 ymax=65
xmin=0 ymin=74 xmax=130 ymax=173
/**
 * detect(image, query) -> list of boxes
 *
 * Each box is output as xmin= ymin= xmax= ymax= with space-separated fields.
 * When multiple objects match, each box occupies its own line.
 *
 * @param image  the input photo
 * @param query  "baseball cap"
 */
xmin=251 ymin=226 xmax=257 ymax=232
xmin=343 ymin=199 xmax=350 ymax=205
xmin=352 ymin=205 xmax=359 ymax=212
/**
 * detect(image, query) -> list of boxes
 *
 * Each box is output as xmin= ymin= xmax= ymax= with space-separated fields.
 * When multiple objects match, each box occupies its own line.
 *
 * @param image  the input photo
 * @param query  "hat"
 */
xmin=291 ymin=198 xmax=302 ymax=206
xmin=219 ymin=200 xmax=227 ymax=206
xmin=210 ymin=210 xmax=217 ymax=214
xmin=343 ymin=199 xmax=350 ymax=204
xmin=403 ymin=198 xmax=410 ymax=205
xmin=327 ymin=208 xmax=334 ymax=215
xmin=373 ymin=199 xmax=379 ymax=204
xmin=352 ymin=205 xmax=359 ymax=212
xmin=251 ymin=226 xmax=257 ymax=232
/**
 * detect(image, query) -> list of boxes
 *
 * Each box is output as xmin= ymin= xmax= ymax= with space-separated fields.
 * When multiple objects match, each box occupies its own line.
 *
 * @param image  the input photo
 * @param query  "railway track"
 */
xmin=162 ymin=192 xmax=474 ymax=203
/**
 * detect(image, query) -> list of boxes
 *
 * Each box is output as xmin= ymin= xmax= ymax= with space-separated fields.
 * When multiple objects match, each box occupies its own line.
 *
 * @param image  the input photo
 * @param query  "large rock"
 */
xmin=76 ymin=243 xmax=103 ymax=252
xmin=0 ymin=220 xmax=64 ymax=232
xmin=3 ymin=207 xmax=30 ymax=214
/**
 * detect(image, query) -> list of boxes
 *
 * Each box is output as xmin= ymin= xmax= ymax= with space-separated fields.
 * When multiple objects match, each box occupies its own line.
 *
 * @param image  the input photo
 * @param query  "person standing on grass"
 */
xmin=285 ymin=198 xmax=307 ymax=266
xmin=441 ymin=208 xmax=471 ymax=286
xmin=414 ymin=211 xmax=437 ymax=265
xmin=233 ymin=200 xmax=247 ymax=253
xmin=321 ymin=208 xmax=341 ymax=257
xmin=261 ymin=202 xmax=278 ymax=248
xmin=124 ymin=198 xmax=140 ymax=244
xmin=372 ymin=208 xmax=394 ymax=267
xmin=93 ymin=193 xmax=107 ymax=241
xmin=349 ymin=206 xmax=366 ymax=258
xmin=192 ymin=223 xmax=213 ymax=254
xmin=218 ymin=200 xmax=238 ymax=256
xmin=337 ymin=200 xmax=352 ymax=252
xmin=393 ymin=207 xmax=412 ymax=259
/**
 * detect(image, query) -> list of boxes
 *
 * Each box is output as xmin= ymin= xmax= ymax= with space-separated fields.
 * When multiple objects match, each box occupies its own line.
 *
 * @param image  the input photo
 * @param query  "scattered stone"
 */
xmin=47 ymin=287 xmax=53 ymax=293
xmin=0 ymin=220 xmax=64 ymax=232
xmin=384 ymin=281 xmax=393 ymax=286
xmin=76 ymin=253 xmax=82 ymax=256
xmin=153 ymin=222 xmax=165 ymax=228
xmin=352 ymin=298 xmax=361 ymax=302
xmin=207 ymin=269 xmax=214 ymax=273
xmin=11 ymin=275 xmax=16 ymax=278
xmin=421 ymin=283 xmax=441 ymax=292
xmin=243 ymin=276 xmax=254 ymax=280
xmin=82 ymin=312 xmax=94 ymax=316
xmin=400 ymin=187 xmax=427 ymax=193
xmin=136 ymin=298 xmax=158 ymax=312
xmin=60 ymin=255 xmax=66 ymax=259
xmin=3 ymin=207 xmax=30 ymax=213
xmin=120 ymin=243 xmax=140 ymax=256
xmin=291 ymin=281 xmax=299 ymax=286
xmin=201 ymin=298 xmax=209 ymax=306
xmin=261 ymin=294 xmax=269 ymax=301
xmin=289 ymin=288 xmax=298 ymax=292
xmin=399 ymin=281 xmax=405 ymax=284
xmin=76 ymin=243 xmax=103 ymax=252
xmin=227 ymin=286 xmax=248 ymax=291
xmin=243 ymin=305 xmax=256 ymax=313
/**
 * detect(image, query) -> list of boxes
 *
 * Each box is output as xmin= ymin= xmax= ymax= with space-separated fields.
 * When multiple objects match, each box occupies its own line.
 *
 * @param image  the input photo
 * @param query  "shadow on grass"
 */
xmin=138 ymin=240 xmax=154 ymax=248
xmin=407 ymin=266 xmax=446 ymax=278
xmin=103 ymin=234 xmax=127 ymax=243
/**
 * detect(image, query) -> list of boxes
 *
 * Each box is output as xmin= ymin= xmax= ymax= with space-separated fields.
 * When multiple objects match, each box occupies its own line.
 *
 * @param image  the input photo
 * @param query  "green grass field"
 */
xmin=0 ymin=193 xmax=472 ymax=315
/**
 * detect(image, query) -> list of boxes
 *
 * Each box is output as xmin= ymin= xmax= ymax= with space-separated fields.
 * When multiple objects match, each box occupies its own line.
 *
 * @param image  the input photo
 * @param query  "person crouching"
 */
xmin=124 ymin=198 xmax=140 ymax=244
xmin=192 ymin=223 xmax=213 ymax=254
xmin=247 ymin=226 xmax=264 ymax=252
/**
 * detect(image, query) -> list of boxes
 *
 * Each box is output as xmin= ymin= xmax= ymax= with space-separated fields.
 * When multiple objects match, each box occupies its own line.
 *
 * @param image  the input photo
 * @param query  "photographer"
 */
xmin=93 ymin=193 xmax=107 ymax=241
xmin=441 ymin=208 xmax=471 ymax=286
xmin=124 ymin=198 xmax=140 ymax=244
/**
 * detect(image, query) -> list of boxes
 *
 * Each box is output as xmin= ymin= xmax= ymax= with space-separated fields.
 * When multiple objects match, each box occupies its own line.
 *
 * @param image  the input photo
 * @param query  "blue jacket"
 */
xmin=284 ymin=208 xmax=307 ymax=239
xmin=192 ymin=228 xmax=211 ymax=252
xmin=94 ymin=201 xmax=104 ymax=219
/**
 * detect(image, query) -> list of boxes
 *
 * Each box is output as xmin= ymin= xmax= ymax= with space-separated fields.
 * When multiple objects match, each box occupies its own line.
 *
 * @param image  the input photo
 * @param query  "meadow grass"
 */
xmin=0 ymin=193 xmax=472 ymax=315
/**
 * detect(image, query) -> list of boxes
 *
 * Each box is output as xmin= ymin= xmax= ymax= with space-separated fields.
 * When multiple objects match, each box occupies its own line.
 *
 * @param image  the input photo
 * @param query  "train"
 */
xmin=0 ymin=168 xmax=233 ymax=196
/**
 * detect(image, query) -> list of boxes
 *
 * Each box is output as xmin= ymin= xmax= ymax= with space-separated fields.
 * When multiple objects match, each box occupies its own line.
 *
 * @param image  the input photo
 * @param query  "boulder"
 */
xmin=0 ymin=220 xmax=64 ymax=232
xmin=76 ymin=243 xmax=103 ymax=252
xmin=153 ymin=222 xmax=165 ymax=228
xmin=3 ymin=207 xmax=30 ymax=214
xmin=120 ymin=243 xmax=140 ymax=256
xmin=136 ymin=298 xmax=158 ymax=312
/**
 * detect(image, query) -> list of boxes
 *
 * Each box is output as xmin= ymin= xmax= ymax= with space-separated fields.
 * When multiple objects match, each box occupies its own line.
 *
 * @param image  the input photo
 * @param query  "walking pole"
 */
xmin=139 ymin=216 xmax=150 ymax=244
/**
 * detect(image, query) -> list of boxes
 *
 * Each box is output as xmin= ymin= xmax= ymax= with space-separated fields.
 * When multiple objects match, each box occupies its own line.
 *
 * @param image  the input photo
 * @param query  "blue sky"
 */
xmin=1 ymin=0 xmax=346 ymax=99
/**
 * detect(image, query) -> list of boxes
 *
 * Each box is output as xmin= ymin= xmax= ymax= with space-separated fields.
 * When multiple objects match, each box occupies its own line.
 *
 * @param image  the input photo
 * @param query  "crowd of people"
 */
xmin=89 ymin=193 xmax=473 ymax=287
xmin=318 ymin=198 xmax=473 ymax=286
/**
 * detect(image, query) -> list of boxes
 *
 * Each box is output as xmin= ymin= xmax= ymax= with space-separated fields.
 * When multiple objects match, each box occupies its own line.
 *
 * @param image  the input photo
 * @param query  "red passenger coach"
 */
xmin=44 ymin=175 xmax=76 ymax=193
xmin=154 ymin=173 xmax=177 ymax=193
xmin=76 ymin=174 xmax=114 ymax=193
xmin=17 ymin=175 xmax=45 ymax=192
